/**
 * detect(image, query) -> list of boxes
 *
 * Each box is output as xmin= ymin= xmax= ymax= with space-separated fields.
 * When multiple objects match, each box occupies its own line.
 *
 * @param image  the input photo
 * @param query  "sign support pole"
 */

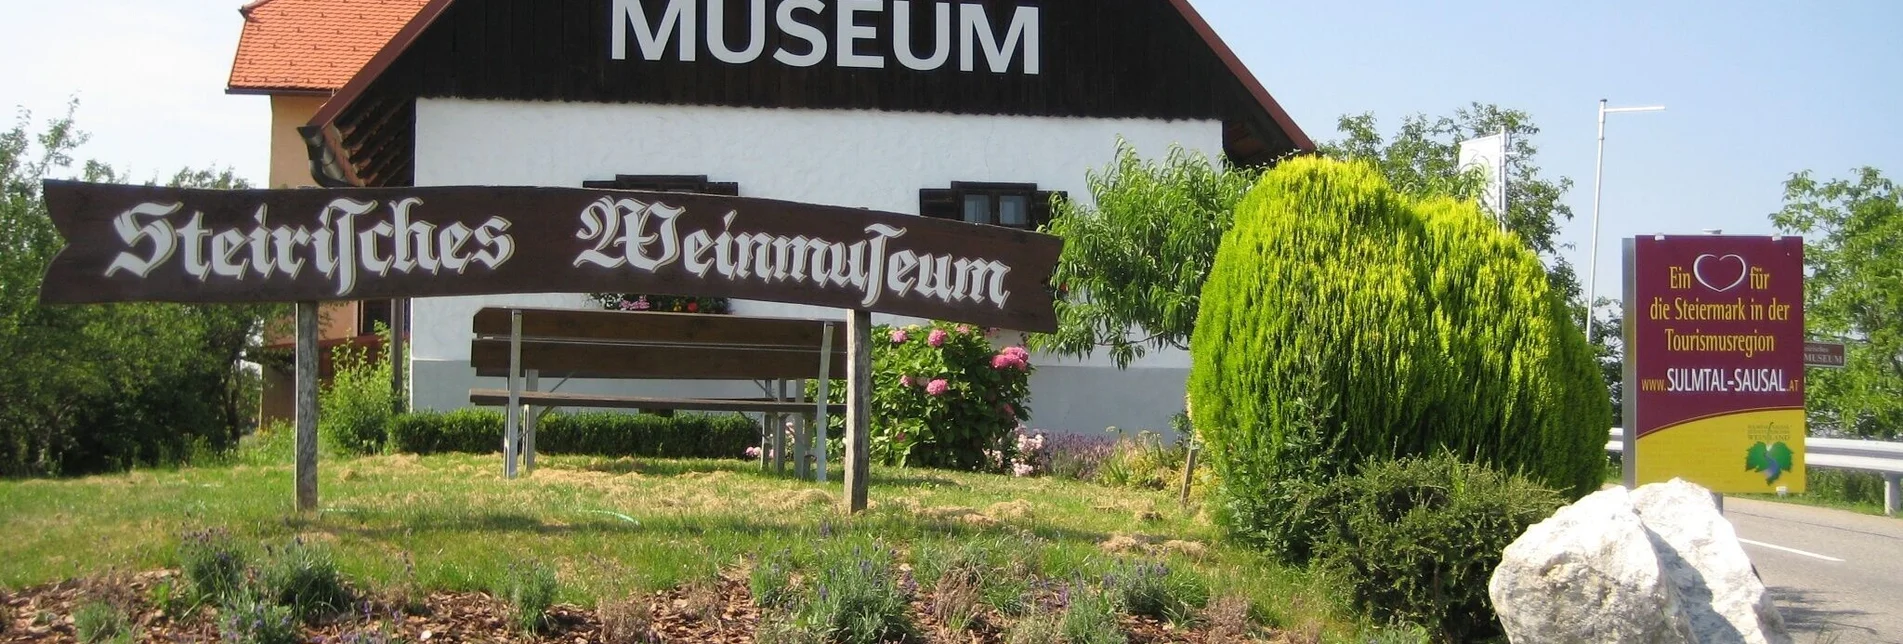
xmin=843 ymin=310 xmax=872 ymax=513
xmin=815 ymin=324 xmax=833 ymax=483
xmin=295 ymin=301 xmax=320 ymax=511
xmin=1621 ymin=240 xmax=1638 ymax=489
xmin=389 ymin=298 xmax=406 ymax=414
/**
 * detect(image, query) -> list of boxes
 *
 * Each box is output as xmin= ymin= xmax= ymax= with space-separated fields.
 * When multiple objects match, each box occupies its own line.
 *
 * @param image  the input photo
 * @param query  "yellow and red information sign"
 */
xmin=1623 ymin=235 xmax=1805 ymax=493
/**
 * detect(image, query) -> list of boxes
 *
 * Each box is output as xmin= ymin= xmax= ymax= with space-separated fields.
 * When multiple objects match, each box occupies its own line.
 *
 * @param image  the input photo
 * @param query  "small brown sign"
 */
xmin=1803 ymin=341 xmax=1846 ymax=369
xmin=38 ymin=181 xmax=1063 ymax=332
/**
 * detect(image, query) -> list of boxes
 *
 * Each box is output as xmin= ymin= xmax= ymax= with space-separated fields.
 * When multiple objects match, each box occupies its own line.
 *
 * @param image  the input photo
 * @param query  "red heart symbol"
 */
xmin=1693 ymin=254 xmax=1748 ymax=292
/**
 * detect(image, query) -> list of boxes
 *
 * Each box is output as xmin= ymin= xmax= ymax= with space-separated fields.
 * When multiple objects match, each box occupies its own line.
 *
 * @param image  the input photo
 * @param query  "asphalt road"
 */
xmin=1725 ymin=497 xmax=1903 ymax=643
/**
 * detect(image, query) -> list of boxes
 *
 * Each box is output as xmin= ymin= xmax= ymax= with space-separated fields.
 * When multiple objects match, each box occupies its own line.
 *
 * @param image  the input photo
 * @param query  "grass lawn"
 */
xmin=0 ymin=431 xmax=1392 ymax=642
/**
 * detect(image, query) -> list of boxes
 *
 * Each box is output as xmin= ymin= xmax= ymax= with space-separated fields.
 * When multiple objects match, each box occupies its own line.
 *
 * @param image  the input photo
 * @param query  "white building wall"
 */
xmin=410 ymin=99 xmax=1215 ymax=435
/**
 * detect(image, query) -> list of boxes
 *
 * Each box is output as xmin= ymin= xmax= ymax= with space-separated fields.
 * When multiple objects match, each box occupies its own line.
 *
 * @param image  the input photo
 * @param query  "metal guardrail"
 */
xmin=1606 ymin=428 xmax=1903 ymax=515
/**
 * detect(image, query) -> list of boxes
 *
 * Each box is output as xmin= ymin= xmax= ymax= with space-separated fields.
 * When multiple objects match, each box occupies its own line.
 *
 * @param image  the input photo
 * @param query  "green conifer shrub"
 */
xmin=1187 ymin=157 xmax=1606 ymax=550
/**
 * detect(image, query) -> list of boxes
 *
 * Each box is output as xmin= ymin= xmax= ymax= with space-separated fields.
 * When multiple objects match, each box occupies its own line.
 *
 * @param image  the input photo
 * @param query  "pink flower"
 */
xmin=957 ymin=324 xmax=974 ymax=335
xmin=632 ymin=297 xmax=651 ymax=311
xmin=889 ymin=328 xmax=909 ymax=344
xmin=925 ymin=379 xmax=950 ymax=396
xmin=745 ymin=446 xmax=762 ymax=459
xmin=1003 ymin=346 xmax=1029 ymax=360
xmin=1012 ymin=462 xmax=1035 ymax=477
xmin=991 ymin=354 xmax=1020 ymax=370
xmin=928 ymin=329 xmax=949 ymax=347
xmin=899 ymin=375 xmax=915 ymax=388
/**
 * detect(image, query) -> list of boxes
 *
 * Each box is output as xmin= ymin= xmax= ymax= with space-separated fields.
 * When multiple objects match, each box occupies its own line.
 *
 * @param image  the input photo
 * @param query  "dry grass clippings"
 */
xmin=928 ymin=563 xmax=984 ymax=635
xmin=1204 ymin=594 xmax=1254 ymax=644
xmin=983 ymin=499 xmax=1034 ymax=522
xmin=600 ymin=594 xmax=657 ymax=644
xmin=679 ymin=578 xmax=722 ymax=624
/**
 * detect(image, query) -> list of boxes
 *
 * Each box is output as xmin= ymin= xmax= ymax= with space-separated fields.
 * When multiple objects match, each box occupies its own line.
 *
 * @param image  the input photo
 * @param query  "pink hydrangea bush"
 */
xmin=814 ymin=321 xmax=1033 ymax=470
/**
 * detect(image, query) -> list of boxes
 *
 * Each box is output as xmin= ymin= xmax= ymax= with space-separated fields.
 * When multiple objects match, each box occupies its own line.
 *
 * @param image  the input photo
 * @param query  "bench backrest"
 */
xmin=470 ymin=307 xmax=847 ymax=380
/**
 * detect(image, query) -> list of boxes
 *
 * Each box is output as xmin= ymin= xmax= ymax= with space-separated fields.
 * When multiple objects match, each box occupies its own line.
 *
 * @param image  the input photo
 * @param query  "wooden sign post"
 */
xmin=294 ymin=301 xmax=320 ymax=512
xmin=38 ymin=181 xmax=1063 ymax=513
xmin=843 ymin=310 xmax=874 ymax=513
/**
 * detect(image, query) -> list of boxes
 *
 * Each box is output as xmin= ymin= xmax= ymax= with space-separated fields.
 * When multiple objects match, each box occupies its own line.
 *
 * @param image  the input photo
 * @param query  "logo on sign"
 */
xmin=1692 ymin=253 xmax=1748 ymax=292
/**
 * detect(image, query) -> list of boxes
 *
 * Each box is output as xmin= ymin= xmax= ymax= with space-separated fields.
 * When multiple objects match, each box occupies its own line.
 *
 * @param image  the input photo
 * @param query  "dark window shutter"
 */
xmin=920 ymin=188 xmax=958 ymax=221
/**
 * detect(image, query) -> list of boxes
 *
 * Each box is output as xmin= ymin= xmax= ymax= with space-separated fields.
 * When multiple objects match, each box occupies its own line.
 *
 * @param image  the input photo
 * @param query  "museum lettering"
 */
xmin=611 ymin=0 xmax=1041 ymax=74
xmin=574 ymin=196 xmax=1015 ymax=309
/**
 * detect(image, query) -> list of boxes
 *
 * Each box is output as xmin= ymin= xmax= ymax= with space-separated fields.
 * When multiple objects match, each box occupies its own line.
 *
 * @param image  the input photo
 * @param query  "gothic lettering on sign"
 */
xmin=610 ymin=0 xmax=1041 ymax=74
xmin=38 ymin=182 xmax=1062 ymax=331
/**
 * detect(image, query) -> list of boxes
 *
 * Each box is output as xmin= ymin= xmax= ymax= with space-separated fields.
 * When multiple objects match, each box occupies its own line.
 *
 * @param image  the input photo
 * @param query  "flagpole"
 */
xmin=1583 ymin=100 xmax=1666 ymax=334
xmin=1499 ymin=126 xmax=1510 ymax=232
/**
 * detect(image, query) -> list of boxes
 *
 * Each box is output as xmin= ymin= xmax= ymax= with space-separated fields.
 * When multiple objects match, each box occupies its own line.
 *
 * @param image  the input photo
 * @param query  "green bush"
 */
xmin=814 ymin=322 xmax=1032 ymax=471
xmin=218 ymin=591 xmax=300 ymax=644
xmin=1310 ymin=454 xmax=1562 ymax=641
xmin=496 ymin=562 xmax=559 ymax=634
xmin=388 ymin=409 xmax=757 ymax=459
xmin=1103 ymin=559 xmax=1206 ymax=624
xmin=750 ymin=549 xmax=798 ymax=610
xmin=73 ymin=601 xmax=130 ymax=644
xmin=1808 ymin=468 xmax=1889 ymax=508
xmin=258 ymin=539 xmax=352 ymax=622
xmin=178 ymin=529 xmax=249 ymax=603
xmin=319 ymin=328 xmax=397 ymax=456
xmin=1188 ymin=157 xmax=1607 ymax=547
xmin=1058 ymin=586 xmax=1124 ymax=644
xmin=1096 ymin=430 xmax=1191 ymax=491
xmin=790 ymin=542 xmax=918 ymax=644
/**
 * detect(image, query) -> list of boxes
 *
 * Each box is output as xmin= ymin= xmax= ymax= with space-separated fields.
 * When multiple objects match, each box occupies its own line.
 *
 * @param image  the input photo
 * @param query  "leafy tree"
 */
xmin=1035 ymin=105 xmax=1584 ymax=374
xmin=1320 ymin=103 xmax=1582 ymax=302
xmin=1771 ymin=167 xmax=1902 ymax=439
xmin=0 ymin=102 xmax=275 ymax=475
xmin=1592 ymin=297 xmax=1625 ymax=420
xmin=1028 ymin=142 xmax=1265 ymax=368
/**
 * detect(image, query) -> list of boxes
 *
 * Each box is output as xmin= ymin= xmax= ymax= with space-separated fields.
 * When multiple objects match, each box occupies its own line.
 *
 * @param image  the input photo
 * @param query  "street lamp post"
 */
xmin=1583 ymin=99 xmax=1666 ymax=334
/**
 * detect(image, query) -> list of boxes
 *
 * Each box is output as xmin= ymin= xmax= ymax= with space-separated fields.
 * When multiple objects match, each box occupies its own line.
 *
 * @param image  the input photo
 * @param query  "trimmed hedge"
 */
xmin=388 ymin=409 xmax=757 ymax=459
xmin=1189 ymin=157 xmax=1607 ymax=498
xmin=1311 ymin=454 xmax=1563 ymax=641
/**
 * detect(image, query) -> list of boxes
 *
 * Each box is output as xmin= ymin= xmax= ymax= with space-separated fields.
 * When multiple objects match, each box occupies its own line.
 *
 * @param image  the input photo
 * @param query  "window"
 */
xmin=357 ymin=299 xmax=391 ymax=336
xmin=583 ymin=174 xmax=739 ymax=195
xmin=920 ymin=182 xmax=1060 ymax=231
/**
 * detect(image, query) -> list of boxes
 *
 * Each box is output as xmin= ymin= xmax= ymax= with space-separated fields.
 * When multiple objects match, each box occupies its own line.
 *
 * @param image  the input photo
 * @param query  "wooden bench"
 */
xmin=467 ymin=307 xmax=847 ymax=480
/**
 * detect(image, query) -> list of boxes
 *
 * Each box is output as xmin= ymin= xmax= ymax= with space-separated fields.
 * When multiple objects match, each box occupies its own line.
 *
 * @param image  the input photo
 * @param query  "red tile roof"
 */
xmin=227 ymin=0 xmax=428 ymax=94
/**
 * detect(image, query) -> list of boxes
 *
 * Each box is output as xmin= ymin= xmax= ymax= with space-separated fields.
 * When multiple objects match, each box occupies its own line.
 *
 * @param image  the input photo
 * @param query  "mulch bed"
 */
xmin=1 ymin=570 xmax=1278 ymax=643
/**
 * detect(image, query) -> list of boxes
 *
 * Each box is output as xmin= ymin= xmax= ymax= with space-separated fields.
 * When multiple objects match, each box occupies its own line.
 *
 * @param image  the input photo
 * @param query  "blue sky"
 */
xmin=1 ymin=0 xmax=1898 ymax=306
xmin=1196 ymin=0 xmax=1903 ymax=304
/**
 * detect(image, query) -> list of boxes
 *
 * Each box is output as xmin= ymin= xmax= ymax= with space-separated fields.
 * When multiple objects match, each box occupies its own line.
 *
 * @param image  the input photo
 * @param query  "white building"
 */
xmin=291 ymin=0 xmax=1313 ymax=435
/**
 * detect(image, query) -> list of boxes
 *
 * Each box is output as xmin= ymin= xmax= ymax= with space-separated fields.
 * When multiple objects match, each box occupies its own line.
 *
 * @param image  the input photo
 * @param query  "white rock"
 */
xmin=1490 ymin=487 xmax=1696 ymax=643
xmin=1631 ymin=479 xmax=1793 ymax=644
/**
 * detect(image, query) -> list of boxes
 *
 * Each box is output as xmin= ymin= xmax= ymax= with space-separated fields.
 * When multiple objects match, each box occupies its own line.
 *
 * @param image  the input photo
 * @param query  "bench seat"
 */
xmin=469 ymin=388 xmax=843 ymax=414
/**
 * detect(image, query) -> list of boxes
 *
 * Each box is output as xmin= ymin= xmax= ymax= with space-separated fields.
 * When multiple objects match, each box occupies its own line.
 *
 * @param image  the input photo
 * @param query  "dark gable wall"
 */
xmin=398 ymin=0 xmax=1253 ymax=120
xmin=337 ymin=0 xmax=1296 ymax=186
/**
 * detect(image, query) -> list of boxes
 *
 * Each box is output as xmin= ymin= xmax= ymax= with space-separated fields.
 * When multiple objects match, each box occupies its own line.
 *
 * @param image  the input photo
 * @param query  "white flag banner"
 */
xmin=1457 ymin=132 xmax=1508 ymax=223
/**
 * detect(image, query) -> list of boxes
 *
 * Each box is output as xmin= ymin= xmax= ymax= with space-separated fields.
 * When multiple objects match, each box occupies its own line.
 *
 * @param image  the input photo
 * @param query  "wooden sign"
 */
xmin=38 ymin=181 xmax=1063 ymax=332
xmin=1802 ymin=341 xmax=1846 ymax=369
